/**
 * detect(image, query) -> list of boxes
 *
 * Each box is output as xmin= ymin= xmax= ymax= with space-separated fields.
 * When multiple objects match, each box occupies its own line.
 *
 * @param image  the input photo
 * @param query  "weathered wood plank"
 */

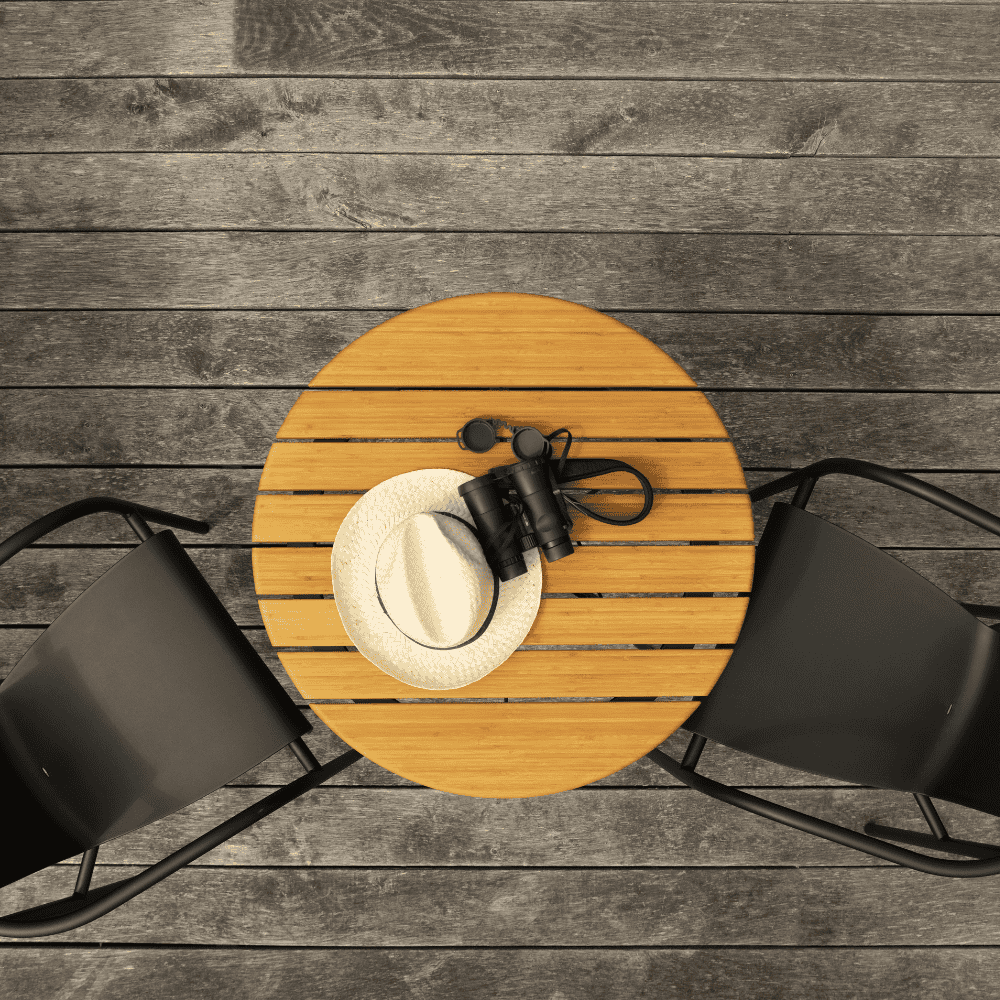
xmin=0 ymin=388 xmax=298 ymax=465
xmin=2 ymin=948 xmax=999 ymax=1000
xmin=34 ymin=787 xmax=1000 ymax=869
xmin=709 ymin=393 xmax=1000 ymax=472
xmin=4 ymin=311 xmax=999 ymax=391
xmin=259 ymin=596 xmax=750 ymax=646
xmin=3 ymin=469 xmax=997 ymax=549
xmin=7 ymin=154 xmax=1000 ymax=235
xmin=6 ymin=79 xmax=1000 ymax=157
xmin=254 ymin=545 xmax=755 ymax=595
xmin=4 ymin=389 xmax=1000 ymax=470
xmin=5 ymin=866 xmax=1000 ymax=946
xmin=5 ymin=234 xmax=999 ymax=311
xmin=3 ymin=2 xmax=996 ymax=80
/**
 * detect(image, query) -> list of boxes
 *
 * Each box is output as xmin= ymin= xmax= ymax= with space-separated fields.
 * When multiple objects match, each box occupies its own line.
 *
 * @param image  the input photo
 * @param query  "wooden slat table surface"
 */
xmin=251 ymin=293 xmax=753 ymax=797
xmin=4 ymin=0 xmax=1000 ymax=993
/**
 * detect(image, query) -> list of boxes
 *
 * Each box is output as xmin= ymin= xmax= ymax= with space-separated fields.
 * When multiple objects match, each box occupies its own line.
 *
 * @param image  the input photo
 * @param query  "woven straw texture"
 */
xmin=331 ymin=470 xmax=542 ymax=689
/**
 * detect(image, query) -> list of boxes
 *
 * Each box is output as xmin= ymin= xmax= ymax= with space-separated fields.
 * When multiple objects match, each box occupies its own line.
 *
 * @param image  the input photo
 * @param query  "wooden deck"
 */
xmin=3 ymin=0 xmax=1000 ymax=994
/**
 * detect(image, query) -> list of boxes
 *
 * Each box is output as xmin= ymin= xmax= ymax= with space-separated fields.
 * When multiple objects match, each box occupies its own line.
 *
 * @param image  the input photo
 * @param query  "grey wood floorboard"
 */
xmin=3 ymin=547 xmax=998 ymax=627
xmin=6 ymin=866 xmax=1000 ymax=946
xmin=4 ymin=0 xmax=1000 ymax=984
xmin=3 ymin=1 xmax=996 ymax=79
xmin=3 ymin=948 xmax=999 ymax=1000
xmin=4 ymin=388 xmax=999 ymax=467
xmin=6 ymin=79 xmax=1000 ymax=156
xmin=7 ymin=154 xmax=1000 ymax=234
xmin=3 ymin=311 xmax=999 ymax=391
xmin=4 ymin=468 xmax=1000 ymax=547
xmin=32 ymin=787 xmax=1000 ymax=868
xmin=5 ymin=233 xmax=1000 ymax=311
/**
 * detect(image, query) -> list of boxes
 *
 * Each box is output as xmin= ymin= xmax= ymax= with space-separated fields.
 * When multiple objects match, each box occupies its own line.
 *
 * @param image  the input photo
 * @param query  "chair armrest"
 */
xmin=647 ymin=747 xmax=1000 ymax=878
xmin=749 ymin=458 xmax=1000 ymax=541
xmin=0 ymin=747 xmax=362 ymax=938
xmin=0 ymin=496 xmax=210 ymax=568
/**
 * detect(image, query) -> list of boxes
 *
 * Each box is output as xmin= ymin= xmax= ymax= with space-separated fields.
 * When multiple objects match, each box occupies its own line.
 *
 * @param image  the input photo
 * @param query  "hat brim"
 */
xmin=332 ymin=470 xmax=542 ymax=690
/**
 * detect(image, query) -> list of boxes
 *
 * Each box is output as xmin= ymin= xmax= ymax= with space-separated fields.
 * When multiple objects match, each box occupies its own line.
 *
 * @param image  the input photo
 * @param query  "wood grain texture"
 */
xmin=253 ymin=493 xmax=758 ymax=543
xmin=256 ymin=441 xmax=748 ymax=490
xmin=259 ymin=596 xmax=751 ymax=646
xmin=4 ymin=311 xmax=1000 ymax=391
xmin=7 ymin=79 xmax=1000 ymax=157
xmin=4 ymin=2 xmax=997 ymax=80
xmin=7 ymin=154 xmax=1000 ymax=235
xmin=6 ymin=866 xmax=1000 ymax=946
xmin=281 ymin=648 xmax=732 ymax=698
xmin=4 ymin=546 xmax=996 ymax=629
xmin=309 ymin=294 xmax=697 ymax=387
xmin=253 ymin=545 xmax=756 ymax=595
xmin=4 ymin=390 xmax=999 ymax=471
xmin=32 ymin=787 xmax=1000 ymax=868
xmin=4 ymin=468 xmax=998 ymax=547
xmin=5 ymin=389 xmax=1000 ymax=471
xmin=278 ymin=390 xmax=723 ymax=438
xmin=2 ymin=949 xmax=1000 ymax=1000
xmin=312 ymin=701 xmax=697 ymax=797
xmin=5 ymin=233 xmax=1000 ymax=311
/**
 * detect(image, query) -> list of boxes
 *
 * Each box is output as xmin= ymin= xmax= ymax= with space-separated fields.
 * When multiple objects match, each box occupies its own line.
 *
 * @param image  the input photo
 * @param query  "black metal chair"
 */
xmin=648 ymin=458 xmax=1000 ymax=877
xmin=0 ymin=497 xmax=361 ymax=937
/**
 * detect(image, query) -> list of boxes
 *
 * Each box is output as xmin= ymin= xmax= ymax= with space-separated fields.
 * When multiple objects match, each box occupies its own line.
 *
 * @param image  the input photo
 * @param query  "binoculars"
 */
xmin=459 ymin=454 xmax=574 ymax=582
xmin=456 ymin=417 xmax=654 ymax=583
xmin=457 ymin=417 xmax=575 ymax=581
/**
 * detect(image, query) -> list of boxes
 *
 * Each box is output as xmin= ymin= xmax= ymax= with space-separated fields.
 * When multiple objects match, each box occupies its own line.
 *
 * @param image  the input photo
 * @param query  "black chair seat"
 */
xmin=686 ymin=501 xmax=1000 ymax=812
xmin=0 ymin=496 xmax=361 ymax=936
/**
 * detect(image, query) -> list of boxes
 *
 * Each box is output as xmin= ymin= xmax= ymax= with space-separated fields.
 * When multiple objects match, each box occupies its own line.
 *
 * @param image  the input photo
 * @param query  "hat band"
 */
xmin=373 ymin=511 xmax=501 ymax=651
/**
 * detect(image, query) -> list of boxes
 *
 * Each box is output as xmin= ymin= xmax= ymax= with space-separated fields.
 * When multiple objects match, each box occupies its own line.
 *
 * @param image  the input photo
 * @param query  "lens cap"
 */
xmin=511 ymin=427 xmax=550 ymax=460
xmin=460 ymin=418 xmax=498 ymax=453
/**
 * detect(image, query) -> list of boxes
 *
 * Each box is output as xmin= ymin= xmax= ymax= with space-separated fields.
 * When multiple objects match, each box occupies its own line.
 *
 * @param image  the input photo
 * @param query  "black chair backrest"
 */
xmin=0 ymin=529 xmax=307 ymax=889
xmin=686 ymin=501 xmax=1000 ymax=812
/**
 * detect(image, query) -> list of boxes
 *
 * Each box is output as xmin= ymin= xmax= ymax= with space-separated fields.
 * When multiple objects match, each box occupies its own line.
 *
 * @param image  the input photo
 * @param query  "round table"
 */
xmin=252 ymin=293 xmax=753 ymax=798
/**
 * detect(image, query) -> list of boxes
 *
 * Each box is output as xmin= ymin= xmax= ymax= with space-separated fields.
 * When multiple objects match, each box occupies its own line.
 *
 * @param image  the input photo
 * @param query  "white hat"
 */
xmin=331 ymin=470 xmax=542 ymax=689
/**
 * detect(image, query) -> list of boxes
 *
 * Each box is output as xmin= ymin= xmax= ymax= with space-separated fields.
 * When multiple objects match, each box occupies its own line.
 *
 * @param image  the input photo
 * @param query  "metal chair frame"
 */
xmin=647 ymin=458 xmax=1000 ymax=878
xmin=0 ymin=497 xmax=363 ymax=937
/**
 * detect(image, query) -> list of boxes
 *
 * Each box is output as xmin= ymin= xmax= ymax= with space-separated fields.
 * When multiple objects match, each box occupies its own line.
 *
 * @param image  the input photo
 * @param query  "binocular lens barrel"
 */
xmin=498 ymin=458 xmax=575 ymax=563
xmin=458 ymin=475 xmax=528 ymax=582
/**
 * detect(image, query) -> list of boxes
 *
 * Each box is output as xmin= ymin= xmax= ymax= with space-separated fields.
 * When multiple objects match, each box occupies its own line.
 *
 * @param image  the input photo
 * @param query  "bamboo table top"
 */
xmin=252 ymin=292 xmax=753 ymax=797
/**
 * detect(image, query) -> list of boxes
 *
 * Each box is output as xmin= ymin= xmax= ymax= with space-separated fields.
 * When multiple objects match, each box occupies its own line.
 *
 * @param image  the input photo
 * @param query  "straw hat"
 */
xmin=331 ymin=470 xmax=542 ymax=689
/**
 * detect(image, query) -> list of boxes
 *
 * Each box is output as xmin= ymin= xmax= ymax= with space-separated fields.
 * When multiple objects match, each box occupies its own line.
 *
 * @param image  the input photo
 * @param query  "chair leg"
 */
xmin=681 ymin=732 xmax=707 ymax=771
xmin=288 ymin=736 xmax=321 ymax=772
xmin=863 ymin=793 xmax=1000 ymax=860
xmin=73 ymin=847 xmax=99 ymax=898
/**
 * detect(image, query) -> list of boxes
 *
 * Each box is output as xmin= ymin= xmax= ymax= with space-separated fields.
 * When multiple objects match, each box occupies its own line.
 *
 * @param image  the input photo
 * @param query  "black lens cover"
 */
xmin=511 ymin=427 xmax=550 ymax=460
xmin=461 ymin=419 xmax=499 ymax=453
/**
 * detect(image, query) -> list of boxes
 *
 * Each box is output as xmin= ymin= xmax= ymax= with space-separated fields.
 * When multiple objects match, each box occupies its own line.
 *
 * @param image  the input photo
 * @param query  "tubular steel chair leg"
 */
xmin=0 ymin=747 xmax=363 ymax=938
xmin=73 ymin=848 xmax=99 ymax=898
xmin=681 ymin=733 xmax=707 ymax=771
xmin=289 ymin=736 xmax=321 ymax=772
xmin=863 ymin=793 xmax=1000 ymax=860
xmin=648 ymin=743 xmax=1000 ymax=876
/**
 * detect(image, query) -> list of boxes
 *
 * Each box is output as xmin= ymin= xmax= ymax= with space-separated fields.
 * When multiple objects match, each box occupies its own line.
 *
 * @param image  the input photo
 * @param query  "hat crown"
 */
xmin=375 ymin=512 xmax=494 ymax=649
